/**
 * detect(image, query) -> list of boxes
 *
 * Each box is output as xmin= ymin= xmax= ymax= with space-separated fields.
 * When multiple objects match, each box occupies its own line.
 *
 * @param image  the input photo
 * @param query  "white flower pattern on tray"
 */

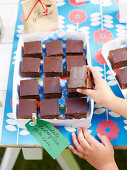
xmin=106 ymin=69 xmax=118 ymax=86
xmin=6 ymin=119 xmax=17 ymax=125
xmin=16 ymin=25 xmax=24 ymax=38
xmin=5 ymin=125 xmax=17 ymax=132
xmin=19 ymin=130 xmax=30 ymax=136
xmin=56 ymin=0 xmax=65 ymax=7
xmin=90 ymin=13 xmax=114 ymax=28
xmin=64 ymin=127 xmax=76 ymax=132
xmin=124 ymin=120 xmax=127 ymax=130
xmin=58 ymin=15 xmax=65 ymax=29
xmin=66 ymin=25 xmax=90 ymax=39
xmin=116 ymin=24 xmax=127 ymax=38
xmin=6 ymin=112 xmax=18 ymax=132
xmin=91 ymin=0 xmax=112 ymax=6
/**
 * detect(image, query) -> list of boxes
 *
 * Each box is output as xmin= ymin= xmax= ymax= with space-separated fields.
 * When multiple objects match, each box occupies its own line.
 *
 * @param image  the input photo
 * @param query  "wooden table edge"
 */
xmin=0 ymin=145 xmax=43 ymax=148
xmin=0 ymin=145 xmax=127 ymax=149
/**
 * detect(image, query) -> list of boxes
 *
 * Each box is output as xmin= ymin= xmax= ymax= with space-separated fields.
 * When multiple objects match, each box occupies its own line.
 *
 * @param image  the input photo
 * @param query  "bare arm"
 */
xmin=107 ymin=96 xmax=127 ymax=118
xmin=77 ymin=66 xmax=127 ymax=118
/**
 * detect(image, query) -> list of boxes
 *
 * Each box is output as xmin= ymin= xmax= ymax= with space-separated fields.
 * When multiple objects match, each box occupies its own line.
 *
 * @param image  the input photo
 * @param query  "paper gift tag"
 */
xmin=25 ymin=119 xmax=70 ymax=159
xmin=22 ymin=0 xmax=58 ymax=33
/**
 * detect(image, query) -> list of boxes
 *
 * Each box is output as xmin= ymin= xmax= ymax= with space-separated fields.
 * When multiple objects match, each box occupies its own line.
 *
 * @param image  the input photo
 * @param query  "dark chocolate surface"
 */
xmin=116 ymin=68 xmax=127 ymax=84
xmin=65 ymin=98 xmax=88 ymax=117
xmin=68 ymin=66 xmax=87 ymax=88
xmin=45 ymin=40 xmax=64 ymax=56
xmin=68 ymin=66 xmax=94 ymax=89
xmin=40 ymin=99 xmax=59 ymax=118
xmin=43 ymin=77 xmax=62 ymax=94
xmin=21 ymin=57 xmax=40 ymax=77
xmin=109 ymin=47 xmax=127 ymax=63
xmin=20 ymin=79 xmax=39 ymax=99
xmin=67 ymin=78 xmax=85 ymax=97
xmin=17 ymin=99 xmax=37 ymax=119
xmin=66 ymin=40 xmax=83 ymax=54
xmin=67 ymin=77 xmax=78 ymax=93
xmin=108 ymin=47 xmax=127 ymax=69
xmin=66 ymin=55 xmax=86 ymax=73
xmin=24 ymin=41 xmax=42 ymax=58
xmin=43 ymin=56 xmax=63 ymax=76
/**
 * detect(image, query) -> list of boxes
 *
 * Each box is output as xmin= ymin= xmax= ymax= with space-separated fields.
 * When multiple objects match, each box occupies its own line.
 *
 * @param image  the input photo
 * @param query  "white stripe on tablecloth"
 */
xmin=17 ymin=126 xmax=19 ymax=145
xmin=100 ymin=0 xmax=104 ymax=30
xmin=104 ymin=64 xmax=109 ymax=121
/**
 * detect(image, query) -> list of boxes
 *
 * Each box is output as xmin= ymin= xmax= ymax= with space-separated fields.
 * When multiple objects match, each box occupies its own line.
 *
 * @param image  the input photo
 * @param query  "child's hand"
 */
xmin=77 ymin=66 xmax=116 ymax=110
xmin=68 ymin=128 xmax=118 ymax=170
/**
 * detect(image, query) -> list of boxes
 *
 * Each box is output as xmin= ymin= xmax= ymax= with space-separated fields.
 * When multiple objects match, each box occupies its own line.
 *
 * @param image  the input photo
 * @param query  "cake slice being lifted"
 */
xmin=68 ymin=65 xmax=94 ymax=89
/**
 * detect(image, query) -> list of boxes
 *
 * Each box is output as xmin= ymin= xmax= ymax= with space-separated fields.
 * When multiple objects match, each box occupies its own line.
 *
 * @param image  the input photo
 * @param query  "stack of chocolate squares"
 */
xmin=41 ymin=40 xmax=64 ymax=119
xmin=65 ymin=40 xmax=94 ymax=119
xmin=17 ymin=39 xmax=94 ymax=120
xmin=108 ymin=47 xmax=127 ymax=89
xmin=18 ymin=41 xmax=42 ymax=119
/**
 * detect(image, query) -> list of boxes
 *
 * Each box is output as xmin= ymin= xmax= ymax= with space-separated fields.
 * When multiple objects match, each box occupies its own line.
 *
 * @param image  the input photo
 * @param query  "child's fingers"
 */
xmin=72 ymin=133 xmax=85 ymax=154
xmin=97 ymin=134 xmax=113 ymax=148
xmin=77 ymin=128 xmax=91 ymax=150
xmin=88 ymin=66 xmax=103 ymax=82
xmin=82 ymin=128 xmax=102 ymax=147
xmin=68 ymin=145 xmax=84 ymax=159
xmin=77 ymin=89 xmax=94 ymax=97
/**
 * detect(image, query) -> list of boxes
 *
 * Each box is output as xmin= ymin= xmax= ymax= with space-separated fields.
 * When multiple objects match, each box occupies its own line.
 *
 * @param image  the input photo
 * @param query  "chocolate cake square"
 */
xmin=43 ymin=77 xmax=62 ymax=99
xmin=65 ymin=98 xmax=88 ymax=119
xmin=43 ymin=56 xmax=63 ymax=77
xmin=116 ymin=68 xmax=127 ymax=89
xmin=23 ymin=41 xmax=42 ymax=58
xmin=66 ymin=55 xmax=86 ymax=76
xmin=68 ymin=66 xmax=94 ymax=89
xmin=45 ymin=40 xmax=64 ymax=57
xmin=66 ymin=40 xmax=84 ymax=55
xmin=67 ymin=78 xmax=85 ymax=98
xmin=108 ymin=47 xmax=127 ymax=69
xmin=19 ymin=79 xmax=40 ymax=100
xmin=17 ymin=99 xmax=37 ymax=119
xmin=21 ymin=57 xmax=41 ymax=77
xmin=40 ymin=99 xmax=60 ymax=119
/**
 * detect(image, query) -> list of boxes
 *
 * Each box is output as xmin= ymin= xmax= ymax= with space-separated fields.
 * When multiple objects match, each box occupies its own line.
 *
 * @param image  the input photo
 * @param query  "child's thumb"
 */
xmin=77 ymin=89 xmax=94 ymax=98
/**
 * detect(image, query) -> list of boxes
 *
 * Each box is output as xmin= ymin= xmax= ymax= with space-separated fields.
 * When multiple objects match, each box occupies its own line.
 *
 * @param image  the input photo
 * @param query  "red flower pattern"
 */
xmin=68 ymin=0 xmax=85 ymax=6
xmin=59 ymin=117 xmax=65 ymax=120
xmin=94 ymin=49 xmax=107 ymax=65
xmin=20 ymin=15 xmax=23 ymax=22
xmin=96 ymin=119 xmax=119 ymax=141
xmin=10 ymin=99 xmax=12 ymax=107
xmin=61 ymin=74 xmax=67 ymax=80
xmin=37 ymin=101 xmax=40 ymax=110
xmin=116 ymin=12 xmax=119 ymax=21
xmin=93 ymin=29 xmax=113 ymax=44
xmin=68 ymin=10 xmax=87 ymax=24
xmin=115 ymin=0 xmax=119 ymax=5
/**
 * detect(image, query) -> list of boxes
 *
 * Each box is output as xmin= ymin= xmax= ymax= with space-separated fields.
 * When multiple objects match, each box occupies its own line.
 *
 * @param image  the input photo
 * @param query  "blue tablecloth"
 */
xmin=1 ymin=0 xmax=127 ymax=146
